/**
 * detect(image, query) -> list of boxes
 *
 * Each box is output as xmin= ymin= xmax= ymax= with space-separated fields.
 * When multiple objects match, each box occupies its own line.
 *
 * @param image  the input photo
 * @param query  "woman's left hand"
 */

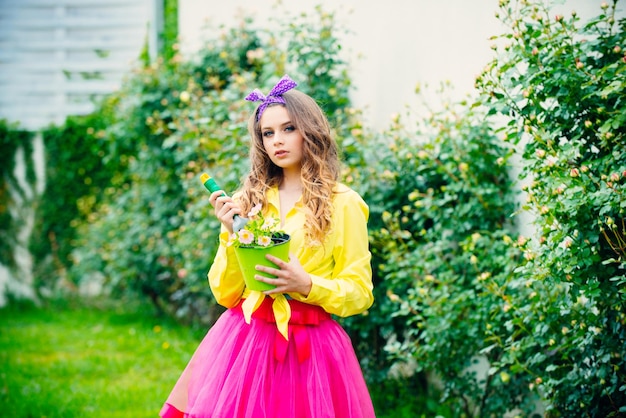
xmin=255 ymin=253 xmax=312 ymax=297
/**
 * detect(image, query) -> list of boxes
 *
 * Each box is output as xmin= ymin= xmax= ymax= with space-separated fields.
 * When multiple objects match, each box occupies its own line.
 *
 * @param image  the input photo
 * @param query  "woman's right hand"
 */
xmin=209 ymin=191 xmax=243 ymax=234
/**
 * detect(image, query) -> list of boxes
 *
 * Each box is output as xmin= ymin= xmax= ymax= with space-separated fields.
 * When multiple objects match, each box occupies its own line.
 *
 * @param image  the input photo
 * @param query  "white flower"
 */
xmin=576 ymin=295 xmax=589 ymax=305
xmin=559 ymin=237 xmax=573 ymax=249
xmin=256 ymin=235 xmax=272 ymax=247
xmin=248 ymin=203 xmax=262 ymax=218
xmin=261 ymin=217 xmax=278 ymax=230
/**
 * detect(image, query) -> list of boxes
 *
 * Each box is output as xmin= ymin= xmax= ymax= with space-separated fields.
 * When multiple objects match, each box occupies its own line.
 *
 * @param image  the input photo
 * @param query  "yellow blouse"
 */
xmin=207 ymin=183 xmax=374 ymax=339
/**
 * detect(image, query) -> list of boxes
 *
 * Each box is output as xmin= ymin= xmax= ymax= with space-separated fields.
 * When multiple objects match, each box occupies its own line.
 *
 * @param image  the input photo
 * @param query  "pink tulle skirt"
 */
xmin=160 ymin=298 xmax=376 ymax=418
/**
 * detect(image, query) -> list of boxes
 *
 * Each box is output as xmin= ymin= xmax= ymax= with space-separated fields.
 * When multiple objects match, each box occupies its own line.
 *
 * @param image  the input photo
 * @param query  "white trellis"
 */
xmin=0 ymin=0 xmax=158 ymax=130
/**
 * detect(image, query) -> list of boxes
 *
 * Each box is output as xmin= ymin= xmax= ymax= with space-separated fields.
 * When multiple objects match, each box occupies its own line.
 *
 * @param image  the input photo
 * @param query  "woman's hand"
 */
xmin=255 ymin=253 xmax=312 ymax=297
xmin=208 ymin=191 xmax=243 ymax=234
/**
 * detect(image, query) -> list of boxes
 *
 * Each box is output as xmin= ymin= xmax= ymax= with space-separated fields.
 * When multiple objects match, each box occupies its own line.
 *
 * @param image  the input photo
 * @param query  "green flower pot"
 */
xmin=234 ymin=235 xmax=291 ymax=291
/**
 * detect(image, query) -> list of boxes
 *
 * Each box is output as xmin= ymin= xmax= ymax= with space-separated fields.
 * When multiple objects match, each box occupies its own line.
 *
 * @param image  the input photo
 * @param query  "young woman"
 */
xmin=160 ymin=75 xmax=375 ymax=418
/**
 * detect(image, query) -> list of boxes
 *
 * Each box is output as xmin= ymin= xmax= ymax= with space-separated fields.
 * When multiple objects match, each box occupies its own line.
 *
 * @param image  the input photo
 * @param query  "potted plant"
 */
xmin=226 ymin=204 xmax=291 ymax=291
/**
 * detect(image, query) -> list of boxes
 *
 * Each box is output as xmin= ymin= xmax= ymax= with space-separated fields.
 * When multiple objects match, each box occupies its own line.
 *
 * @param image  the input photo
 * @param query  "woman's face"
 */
xmin=259 ymin=105 xmax=304 ymax=173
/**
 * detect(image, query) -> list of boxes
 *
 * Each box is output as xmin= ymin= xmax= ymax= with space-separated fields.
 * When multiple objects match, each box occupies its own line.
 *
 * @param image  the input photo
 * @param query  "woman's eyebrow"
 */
xmin=261 ymin=120 xmax=292 ymax=130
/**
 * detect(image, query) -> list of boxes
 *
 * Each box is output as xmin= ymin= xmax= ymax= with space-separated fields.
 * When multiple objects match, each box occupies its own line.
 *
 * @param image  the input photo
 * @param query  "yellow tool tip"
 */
xmin=200 ymin=173 xmax=210 ymax=182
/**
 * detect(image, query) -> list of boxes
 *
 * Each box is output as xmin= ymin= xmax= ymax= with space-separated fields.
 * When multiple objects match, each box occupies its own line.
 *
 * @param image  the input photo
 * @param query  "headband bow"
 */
xmin=245 ymin=75 xmax=298 ymax=121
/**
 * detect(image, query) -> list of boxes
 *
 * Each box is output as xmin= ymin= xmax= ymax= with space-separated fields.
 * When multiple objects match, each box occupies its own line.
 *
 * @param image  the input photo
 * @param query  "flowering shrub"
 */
xmin=352 ymin=0 xmax=626 ymax=415
xmin=475 ymin=0 xmax=626 ymax=415
xmin=225 ymin=204 xmax=287 ymax=248
xmin=350 ymin=91 xmax=524 ymax=417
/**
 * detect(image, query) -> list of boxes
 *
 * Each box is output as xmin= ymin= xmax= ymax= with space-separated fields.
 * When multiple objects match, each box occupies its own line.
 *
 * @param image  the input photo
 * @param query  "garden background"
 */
xmin=1 ymin=0 xmax=625 ymax=416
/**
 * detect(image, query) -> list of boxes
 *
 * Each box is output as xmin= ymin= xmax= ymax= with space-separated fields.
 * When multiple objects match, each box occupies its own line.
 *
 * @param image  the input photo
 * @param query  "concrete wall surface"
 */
xmin=179 ymin=0 xmax=622 ymax=128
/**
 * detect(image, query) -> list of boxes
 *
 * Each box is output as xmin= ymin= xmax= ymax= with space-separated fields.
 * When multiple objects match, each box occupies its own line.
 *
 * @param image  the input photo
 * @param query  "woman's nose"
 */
xmin=272 ymin=133 xmax=284 ymax=145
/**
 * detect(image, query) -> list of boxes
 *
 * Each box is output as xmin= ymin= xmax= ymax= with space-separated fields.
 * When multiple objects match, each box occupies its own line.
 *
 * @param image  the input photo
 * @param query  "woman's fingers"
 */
xmin=208 ymin=192 xmax=241 ymax=233
xmin=256 ymin=253 xmax=311 ymax=296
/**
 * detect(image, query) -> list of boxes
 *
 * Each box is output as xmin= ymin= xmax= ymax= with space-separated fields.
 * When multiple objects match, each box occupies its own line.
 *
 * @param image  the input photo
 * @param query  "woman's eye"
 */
xmin=285 ymin=125 xmax=295 ymax=132
xmin=262 ymin=131 xmax=274 ymax=137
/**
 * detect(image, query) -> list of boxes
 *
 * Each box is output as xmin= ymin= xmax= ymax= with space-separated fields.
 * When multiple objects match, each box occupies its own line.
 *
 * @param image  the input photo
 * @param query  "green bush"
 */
xmin=476 ymin=0 xmax=626 ymax=415
xmin=350 ymin=90 xmax=528 ymax=416
xmin=31 ymin=111 xmax=120 ymax=289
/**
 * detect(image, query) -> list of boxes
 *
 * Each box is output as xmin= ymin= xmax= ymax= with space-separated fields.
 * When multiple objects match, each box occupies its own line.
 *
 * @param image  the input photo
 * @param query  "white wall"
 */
xmin=179 ymin=0 xmax=498 ymax=128
xmin=178 ymin=0 xmax=619 ymax=129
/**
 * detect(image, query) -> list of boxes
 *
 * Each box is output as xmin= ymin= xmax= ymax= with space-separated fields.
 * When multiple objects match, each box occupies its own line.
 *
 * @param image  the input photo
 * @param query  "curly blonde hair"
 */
xmin=238 ymin=89 xmax=340 ymax=245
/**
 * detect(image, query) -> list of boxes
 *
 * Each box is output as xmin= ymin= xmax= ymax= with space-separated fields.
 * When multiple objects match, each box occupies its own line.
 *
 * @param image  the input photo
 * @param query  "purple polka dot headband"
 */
xmin=244 ymin=75 xmax=298 ymax=121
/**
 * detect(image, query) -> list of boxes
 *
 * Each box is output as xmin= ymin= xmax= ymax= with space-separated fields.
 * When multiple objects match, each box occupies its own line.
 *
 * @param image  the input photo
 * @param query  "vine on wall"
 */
xmin=0 ymin=120 xmax=35 ymax=271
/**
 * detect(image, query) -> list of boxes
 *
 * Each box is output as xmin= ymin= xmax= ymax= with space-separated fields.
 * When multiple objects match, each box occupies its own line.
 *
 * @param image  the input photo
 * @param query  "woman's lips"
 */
xmin=275 ymin=150 xmax=288 ymax=157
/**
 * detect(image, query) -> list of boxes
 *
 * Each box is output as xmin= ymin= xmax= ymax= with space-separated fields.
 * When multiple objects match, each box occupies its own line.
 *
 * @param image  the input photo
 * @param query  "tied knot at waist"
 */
xmin=246 ymin=298 xmax=331 ymax=325
xmin=235 ymin=298 xmax=331 ymax=362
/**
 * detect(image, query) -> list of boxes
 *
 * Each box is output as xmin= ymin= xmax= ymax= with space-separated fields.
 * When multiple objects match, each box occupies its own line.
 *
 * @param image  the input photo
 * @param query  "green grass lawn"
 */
xmin=0 ymin=298 xmax=204 ymax=418
xmin=0 ymin=298 xmax=449 ymax=418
